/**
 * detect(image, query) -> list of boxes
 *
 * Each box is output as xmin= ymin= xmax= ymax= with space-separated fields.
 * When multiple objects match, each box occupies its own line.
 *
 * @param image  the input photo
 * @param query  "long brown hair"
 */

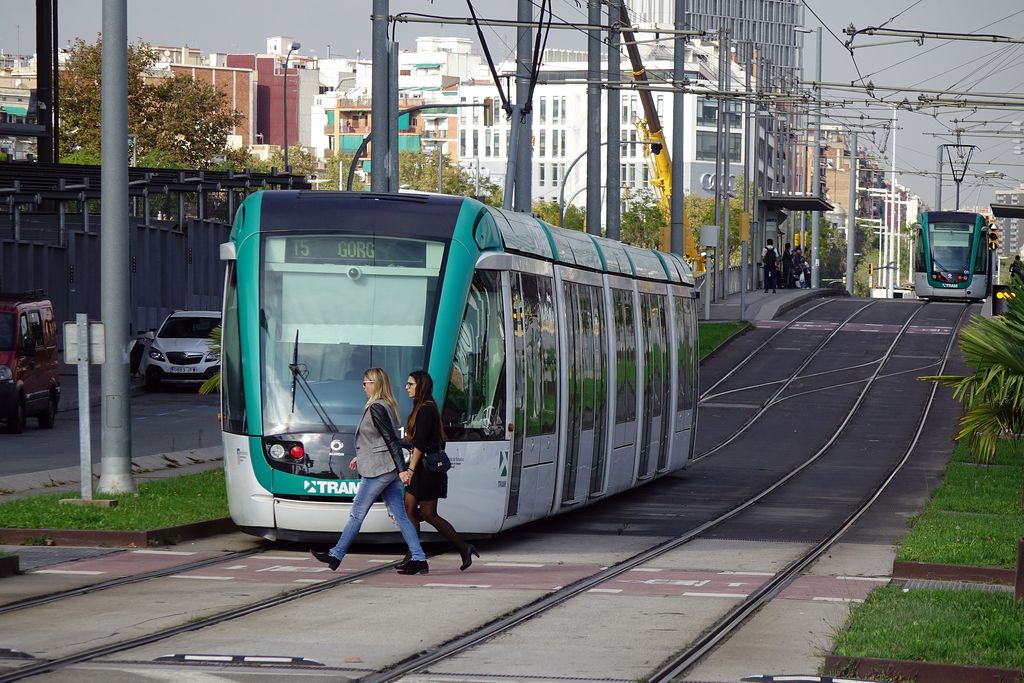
xmin=405 ymin=369 xmax=444 ymax=442
xmin=362 ymin=367 xmax=400 ymax=424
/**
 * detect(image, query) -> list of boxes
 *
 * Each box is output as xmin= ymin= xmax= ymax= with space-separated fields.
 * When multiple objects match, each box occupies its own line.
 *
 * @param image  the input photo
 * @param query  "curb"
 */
xmin=893 ymin=560 xmax=1015 ymax=586
xmin=0 ymin=517 xmax=236 ymax=548
xmin=824 ymin=654 xmax=1022 ymax=683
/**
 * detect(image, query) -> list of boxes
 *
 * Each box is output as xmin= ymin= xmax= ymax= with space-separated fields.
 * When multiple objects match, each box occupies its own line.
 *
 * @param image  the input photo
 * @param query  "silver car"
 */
xmin=139 ymin=311 xmax=220 ymax=391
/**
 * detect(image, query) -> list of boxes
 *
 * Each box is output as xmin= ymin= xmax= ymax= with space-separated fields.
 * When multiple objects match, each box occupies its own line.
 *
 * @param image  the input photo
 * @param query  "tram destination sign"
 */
xmin=285 ymin=235 xmax=426 ymax=267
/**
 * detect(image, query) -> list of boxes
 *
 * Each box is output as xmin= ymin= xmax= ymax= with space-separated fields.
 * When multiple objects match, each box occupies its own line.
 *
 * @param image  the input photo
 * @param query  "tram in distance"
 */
xmin=219 ymin=191 xmax=700 ymax=541
xmin=913 ymin=210 xmax=991 ymax=301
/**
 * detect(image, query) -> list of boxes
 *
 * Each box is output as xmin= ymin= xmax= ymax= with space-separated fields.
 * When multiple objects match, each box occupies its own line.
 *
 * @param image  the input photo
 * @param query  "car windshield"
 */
xmin=159 ymin=316 xmax=219 ymax=339
xmin=929 ymin=222 xmax=975 ymax=274
xmin=259 ymin=233 xmax=446 ymax=435
xmin=0 ymin=313 xmax=13 ymax=350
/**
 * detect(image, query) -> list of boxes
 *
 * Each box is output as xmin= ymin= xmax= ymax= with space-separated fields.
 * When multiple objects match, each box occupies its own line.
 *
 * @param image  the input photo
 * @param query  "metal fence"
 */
xmin=0 ymin=212 xmax=231 ymax=340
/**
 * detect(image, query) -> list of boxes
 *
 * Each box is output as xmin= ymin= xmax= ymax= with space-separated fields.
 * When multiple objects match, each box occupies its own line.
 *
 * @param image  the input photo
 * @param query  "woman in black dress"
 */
xmin=400 ymin=369 xmax=479 ymax=571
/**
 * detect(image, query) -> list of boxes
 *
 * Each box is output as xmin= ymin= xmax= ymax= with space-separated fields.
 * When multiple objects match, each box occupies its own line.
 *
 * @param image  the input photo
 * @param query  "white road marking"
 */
xmin=131 ymin=550 xmax=196 ymax=556
xmin=483 ymin=562 xmax=546 ymax=567
xmin=628 ymin=567 xmax=663 ymax=572
xmin=171 ymin=575 xmax=233 ymax=581
xmin=718 ymin=571 xmax=773 ymax=576
xmin=835 ymin=575 xmax=890 ymax=582
xmin=223 ymin=565 xmax=248 ymax=570
xmin=424 ymin=583 xmax=492 ymax=588
xmin=588 ymin=588 xmax=622 ymax=593
xmin=812 ymin=596 xmax=864 ymax=603
xmin=33 ymin=569 xmax=105 ymax=575
xmin=683 ymin=591 xmax=748 ymax=598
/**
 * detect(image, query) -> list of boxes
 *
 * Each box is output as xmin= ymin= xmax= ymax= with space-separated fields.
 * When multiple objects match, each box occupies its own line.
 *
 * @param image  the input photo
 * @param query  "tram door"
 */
xmin=670 ymin=292 xmax=698 ymax=468
xmin=607 ymin=285 xmax=639 ymax=494
xmin=505 ymin=271 xmax=558 ymax=523
xmin=558 ymin=275 xmax=609 ymax=507
xmin=636 ymin=287 xmax=670 ymax=480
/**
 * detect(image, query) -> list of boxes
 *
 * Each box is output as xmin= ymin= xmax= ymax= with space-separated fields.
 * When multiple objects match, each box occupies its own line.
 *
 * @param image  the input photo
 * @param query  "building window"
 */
xmin=472 ymin=98 xmax=480 ymax=124
xmin=485 ymin=129 xmax=492 ymax=157
xmin=560 ymin=96 xmax=567 ymax=124
xmin=540 ymin=96 xmax=547 ymax=124
xmin=540 ymin=130 xmax=546 ymax=157
xmin=460 ymin=130 xmax=467 ymax=157
xmin=539 ymin=163 xmax=546 ymax=187
xmin=472 ymin=129 xmax=479 ymax=156
xmin=552 ymin=97 xmax=559 ymax=125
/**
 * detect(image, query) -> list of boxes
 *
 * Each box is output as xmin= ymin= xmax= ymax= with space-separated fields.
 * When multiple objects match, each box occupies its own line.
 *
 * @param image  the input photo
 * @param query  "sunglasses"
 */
xmin=362 ymin=379 xmax=375 ymax=385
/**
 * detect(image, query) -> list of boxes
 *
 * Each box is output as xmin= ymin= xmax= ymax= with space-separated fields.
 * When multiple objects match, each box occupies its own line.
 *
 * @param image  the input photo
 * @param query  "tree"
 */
xmin=620 ymin=189 xmax=666 ymax=248
xmin=921 ymin=282 xmax=1024 ymax=483
xmin=395 ymin=151 xmax=503 ymax=205
xmin=59 ymin=37 xmax=242 ymax=168
xmin=532 ymin=199 xmax=585 ymax=231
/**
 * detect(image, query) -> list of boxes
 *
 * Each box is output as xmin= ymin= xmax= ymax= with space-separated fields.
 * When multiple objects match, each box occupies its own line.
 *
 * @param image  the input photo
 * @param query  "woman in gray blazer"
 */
xmin=311 ymin=367 xmax=428 ymax=574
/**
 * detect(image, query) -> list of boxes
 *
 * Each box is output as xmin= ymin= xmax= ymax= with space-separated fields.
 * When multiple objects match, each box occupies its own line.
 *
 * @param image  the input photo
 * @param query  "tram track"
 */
xmin=0 ymin=300 xmax=970 ymax=682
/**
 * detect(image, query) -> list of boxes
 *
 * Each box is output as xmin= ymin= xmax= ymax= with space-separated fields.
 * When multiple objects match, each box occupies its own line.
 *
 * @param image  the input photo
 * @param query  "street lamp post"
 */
xmin=282 ymin=41 xmax=300 ymax=172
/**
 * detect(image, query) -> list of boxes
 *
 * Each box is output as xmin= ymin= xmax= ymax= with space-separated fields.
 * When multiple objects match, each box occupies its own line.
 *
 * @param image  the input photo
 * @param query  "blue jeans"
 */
xmin=328 ymin=470 xmax=426 ymax=562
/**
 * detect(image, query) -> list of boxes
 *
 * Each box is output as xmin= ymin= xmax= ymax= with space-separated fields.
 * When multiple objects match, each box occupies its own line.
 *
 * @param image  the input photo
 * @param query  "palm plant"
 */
xmin=198 ymin=325 xmax=221 ymax=396
xmin=921 ymin=283 xmax=1024 ymax=472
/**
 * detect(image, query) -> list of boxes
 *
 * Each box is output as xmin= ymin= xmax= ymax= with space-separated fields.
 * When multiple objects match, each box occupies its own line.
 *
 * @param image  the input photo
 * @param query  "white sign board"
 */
xmin=699 ymin=224 xmax=719 ymax=248
xmin=63 ymin=321 xmax=106 ymax=364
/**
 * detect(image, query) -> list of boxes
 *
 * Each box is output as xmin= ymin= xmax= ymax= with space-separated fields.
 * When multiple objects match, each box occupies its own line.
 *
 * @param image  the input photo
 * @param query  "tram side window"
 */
xmin=221 ymin=262 xmax=247 ymax=434
xmin=614 ymin=289 xmax=637 ymax=424
xmin=521 ymin=273 xmax=557 ymax=438
xmin=443 ymin=271 xmax=506 ymax=441
xmin=915 ymin=227 xmax=926 ymax=273
xmin=674 ymin=296 xmax=692 ymax=411
xmin=643 ymin=293 xmax=666 ymax=419
xmin=974 ymin=233 xmax=989 ymax=274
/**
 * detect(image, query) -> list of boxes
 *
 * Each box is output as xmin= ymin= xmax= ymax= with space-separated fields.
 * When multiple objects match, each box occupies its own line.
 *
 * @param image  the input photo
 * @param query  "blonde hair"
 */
xmin=362 ymin=367 xmax=400 ymax=423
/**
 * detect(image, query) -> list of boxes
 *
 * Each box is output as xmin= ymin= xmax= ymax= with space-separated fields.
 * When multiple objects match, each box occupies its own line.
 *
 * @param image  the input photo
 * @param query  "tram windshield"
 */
xmin=928 ymin=221 xmax=975 ymax=275
xmin=260 ymin=234 xmax=445 ymax=435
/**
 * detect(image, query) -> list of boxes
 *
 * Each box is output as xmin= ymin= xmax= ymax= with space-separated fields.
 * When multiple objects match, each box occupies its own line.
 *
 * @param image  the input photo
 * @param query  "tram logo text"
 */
xmin=303 ymin=480 xmax=360 ymax=495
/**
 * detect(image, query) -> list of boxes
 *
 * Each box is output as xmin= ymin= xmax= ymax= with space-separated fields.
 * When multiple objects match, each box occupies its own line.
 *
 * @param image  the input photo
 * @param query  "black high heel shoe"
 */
xmin=311 ymin=549 xmax=340 ymax=571
xmin=396 ymin=559 xmax=429 ymax=575
xmin=460 ymin=544 xmax=480 ymax=571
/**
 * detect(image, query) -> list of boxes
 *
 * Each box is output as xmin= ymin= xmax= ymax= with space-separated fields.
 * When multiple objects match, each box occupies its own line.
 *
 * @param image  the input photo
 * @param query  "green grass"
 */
xmin=698 ymin=321 xmax=749 ymax=360
xmin=0 ymin=469 xmax=228 ymax=531
xmin=896 ymin=440 xmax=1024 ymax=568
xmin=832 ymin=586 xmax=1024 ymax=670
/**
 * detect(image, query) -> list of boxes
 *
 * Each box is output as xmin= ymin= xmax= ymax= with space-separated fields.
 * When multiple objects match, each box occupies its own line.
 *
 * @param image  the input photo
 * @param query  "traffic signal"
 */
xmin=483 ymin=98 xmax=494 ymax=127
xmin=992 ymin=284 xmax=1015 ymax=316
xmin=988 ymin=224 xmax=1002 ymax=251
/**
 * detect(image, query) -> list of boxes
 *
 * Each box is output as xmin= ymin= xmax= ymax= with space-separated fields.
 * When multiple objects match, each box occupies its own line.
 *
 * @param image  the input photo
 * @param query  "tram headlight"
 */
xmin=269 ymin=444 xmax=286 ymax=459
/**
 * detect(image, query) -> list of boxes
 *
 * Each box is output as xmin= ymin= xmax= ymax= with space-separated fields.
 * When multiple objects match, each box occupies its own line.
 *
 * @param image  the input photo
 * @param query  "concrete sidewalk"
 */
xmin=704 ymin=284 xmax=848 ymax=322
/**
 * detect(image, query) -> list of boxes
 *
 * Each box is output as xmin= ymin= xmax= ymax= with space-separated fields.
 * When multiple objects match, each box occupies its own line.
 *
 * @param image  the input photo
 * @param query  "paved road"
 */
xmin=0 ymin=382 xmax=220 ymax=477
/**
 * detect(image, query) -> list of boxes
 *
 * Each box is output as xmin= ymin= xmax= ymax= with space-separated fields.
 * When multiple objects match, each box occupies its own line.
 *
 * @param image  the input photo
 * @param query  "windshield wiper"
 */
xmin=288 ymin=330 xmax=340 ymax=433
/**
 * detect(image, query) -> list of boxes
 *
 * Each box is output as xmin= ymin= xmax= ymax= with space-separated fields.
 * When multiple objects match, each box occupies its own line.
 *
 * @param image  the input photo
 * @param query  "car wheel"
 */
xmin=37 ymin=391 xmax=57 ymax=429
xmin=7 ymin=397 xmax=26 ymax=434
xmin=144 ymin=367 xmax=162 ymax=391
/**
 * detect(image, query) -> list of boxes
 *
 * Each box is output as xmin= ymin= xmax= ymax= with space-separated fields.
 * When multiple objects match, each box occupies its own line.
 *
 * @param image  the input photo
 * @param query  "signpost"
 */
xmin=62 ymin=315 xmax=107 ymax=503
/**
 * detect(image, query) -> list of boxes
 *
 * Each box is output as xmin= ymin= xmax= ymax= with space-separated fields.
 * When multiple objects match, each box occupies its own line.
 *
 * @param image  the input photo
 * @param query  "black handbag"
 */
xmin=423 ymin=449 xmax=452 ymax=473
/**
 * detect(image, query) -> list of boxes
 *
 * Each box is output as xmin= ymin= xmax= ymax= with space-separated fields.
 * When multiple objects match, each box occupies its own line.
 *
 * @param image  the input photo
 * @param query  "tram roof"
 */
xmin=489 ymin=205 xmax=688 ymax=283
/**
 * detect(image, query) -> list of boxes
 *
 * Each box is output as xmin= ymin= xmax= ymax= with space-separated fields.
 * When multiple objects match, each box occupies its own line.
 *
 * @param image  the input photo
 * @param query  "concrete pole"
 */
xmin=371 ymin=0 xmax=388 ymax=192
xmin=389 ymin=41 xmax=399 ymax=192
xmin=741 ymin=48 xmax=752 ymax=292
xmin=98 ymin=0 xmax=134 ymax=494
xmin=586 ymin=0 xmax=602 ymax=236
xmin=846 ymin=131 xmax=858 ymax=295
xmin=713 ymin=37 xmax=725 ymax=299
xmin=504 ymin=105 xmax=521 ymax=210
xmin=514 ymin=0 xmax=533 ymax=212
xmin=722 ymin=35 xmax=731 ymax=298
xmin=810 ymin=27 xmax=822 ymax=288
xmin=669 ymin=0 xmax=686 ymax=256
xmin=606 ymin=0 xmax=622 ymax=241
xmin=935 ymin=144 xmax=944 ymax=211
xmin=889 ymin=106 xmax=897 ymax=297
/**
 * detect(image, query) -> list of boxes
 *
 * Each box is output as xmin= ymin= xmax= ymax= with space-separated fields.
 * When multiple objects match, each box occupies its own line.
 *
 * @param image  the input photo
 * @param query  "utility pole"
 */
xmin=606 ymin=0 xmax=622 ymax=241
xmin=98 ymin=0 xmax=134 ymax=494
xmin=514 ymin=0 xmax=533 ymax=212
xmin=669 ymin=0 xmax=687 ymax=257
xmin=713 ymin=34 xmax=725 ymax=300
xmin=371 ymin=0 xmax=388 ymax=192
xmin=721 ymin=34 xmax=731 ymax=300
xmin=847 ymin=131 xmax=858 ymax=295
xmin=586 ymin=0 xmax=602 ymax=236
xmin=810 ymin=26 xmax=822 ymax=288
xmin=935 ymin=144 xmax=943 ymax=210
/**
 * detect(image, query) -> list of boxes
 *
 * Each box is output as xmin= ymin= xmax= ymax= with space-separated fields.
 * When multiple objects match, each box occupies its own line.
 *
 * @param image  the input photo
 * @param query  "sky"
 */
xmin=3 ymin=0 xmax=1024 ymax=209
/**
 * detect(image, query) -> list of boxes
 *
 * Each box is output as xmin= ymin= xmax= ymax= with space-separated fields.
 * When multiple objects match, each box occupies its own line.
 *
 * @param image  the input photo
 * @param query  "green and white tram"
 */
xmin=220 ymin=191 xmax=699 ymax=541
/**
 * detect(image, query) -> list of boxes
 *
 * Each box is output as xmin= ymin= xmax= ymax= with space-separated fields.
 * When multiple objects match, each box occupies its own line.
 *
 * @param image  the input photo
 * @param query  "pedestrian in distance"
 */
xmin=401 ymin=369 xmax=479 ymax=572
xmin=781 ymin=243 xmax=793 ymax=289
xmin=311 ymin=367 xmax=428 ymax=574
xmin=791 ymin=247 xmax=805 ymax=288
xmin=761 ymin=238 xmax=778 ymax=293
xmin=1011 ymin=254 xmax=1024 ymax=283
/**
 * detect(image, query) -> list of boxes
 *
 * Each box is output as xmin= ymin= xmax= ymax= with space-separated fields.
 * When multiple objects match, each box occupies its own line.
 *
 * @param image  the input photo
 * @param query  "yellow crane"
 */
xmin=618 ymin=4 xmax=699 ymax=268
